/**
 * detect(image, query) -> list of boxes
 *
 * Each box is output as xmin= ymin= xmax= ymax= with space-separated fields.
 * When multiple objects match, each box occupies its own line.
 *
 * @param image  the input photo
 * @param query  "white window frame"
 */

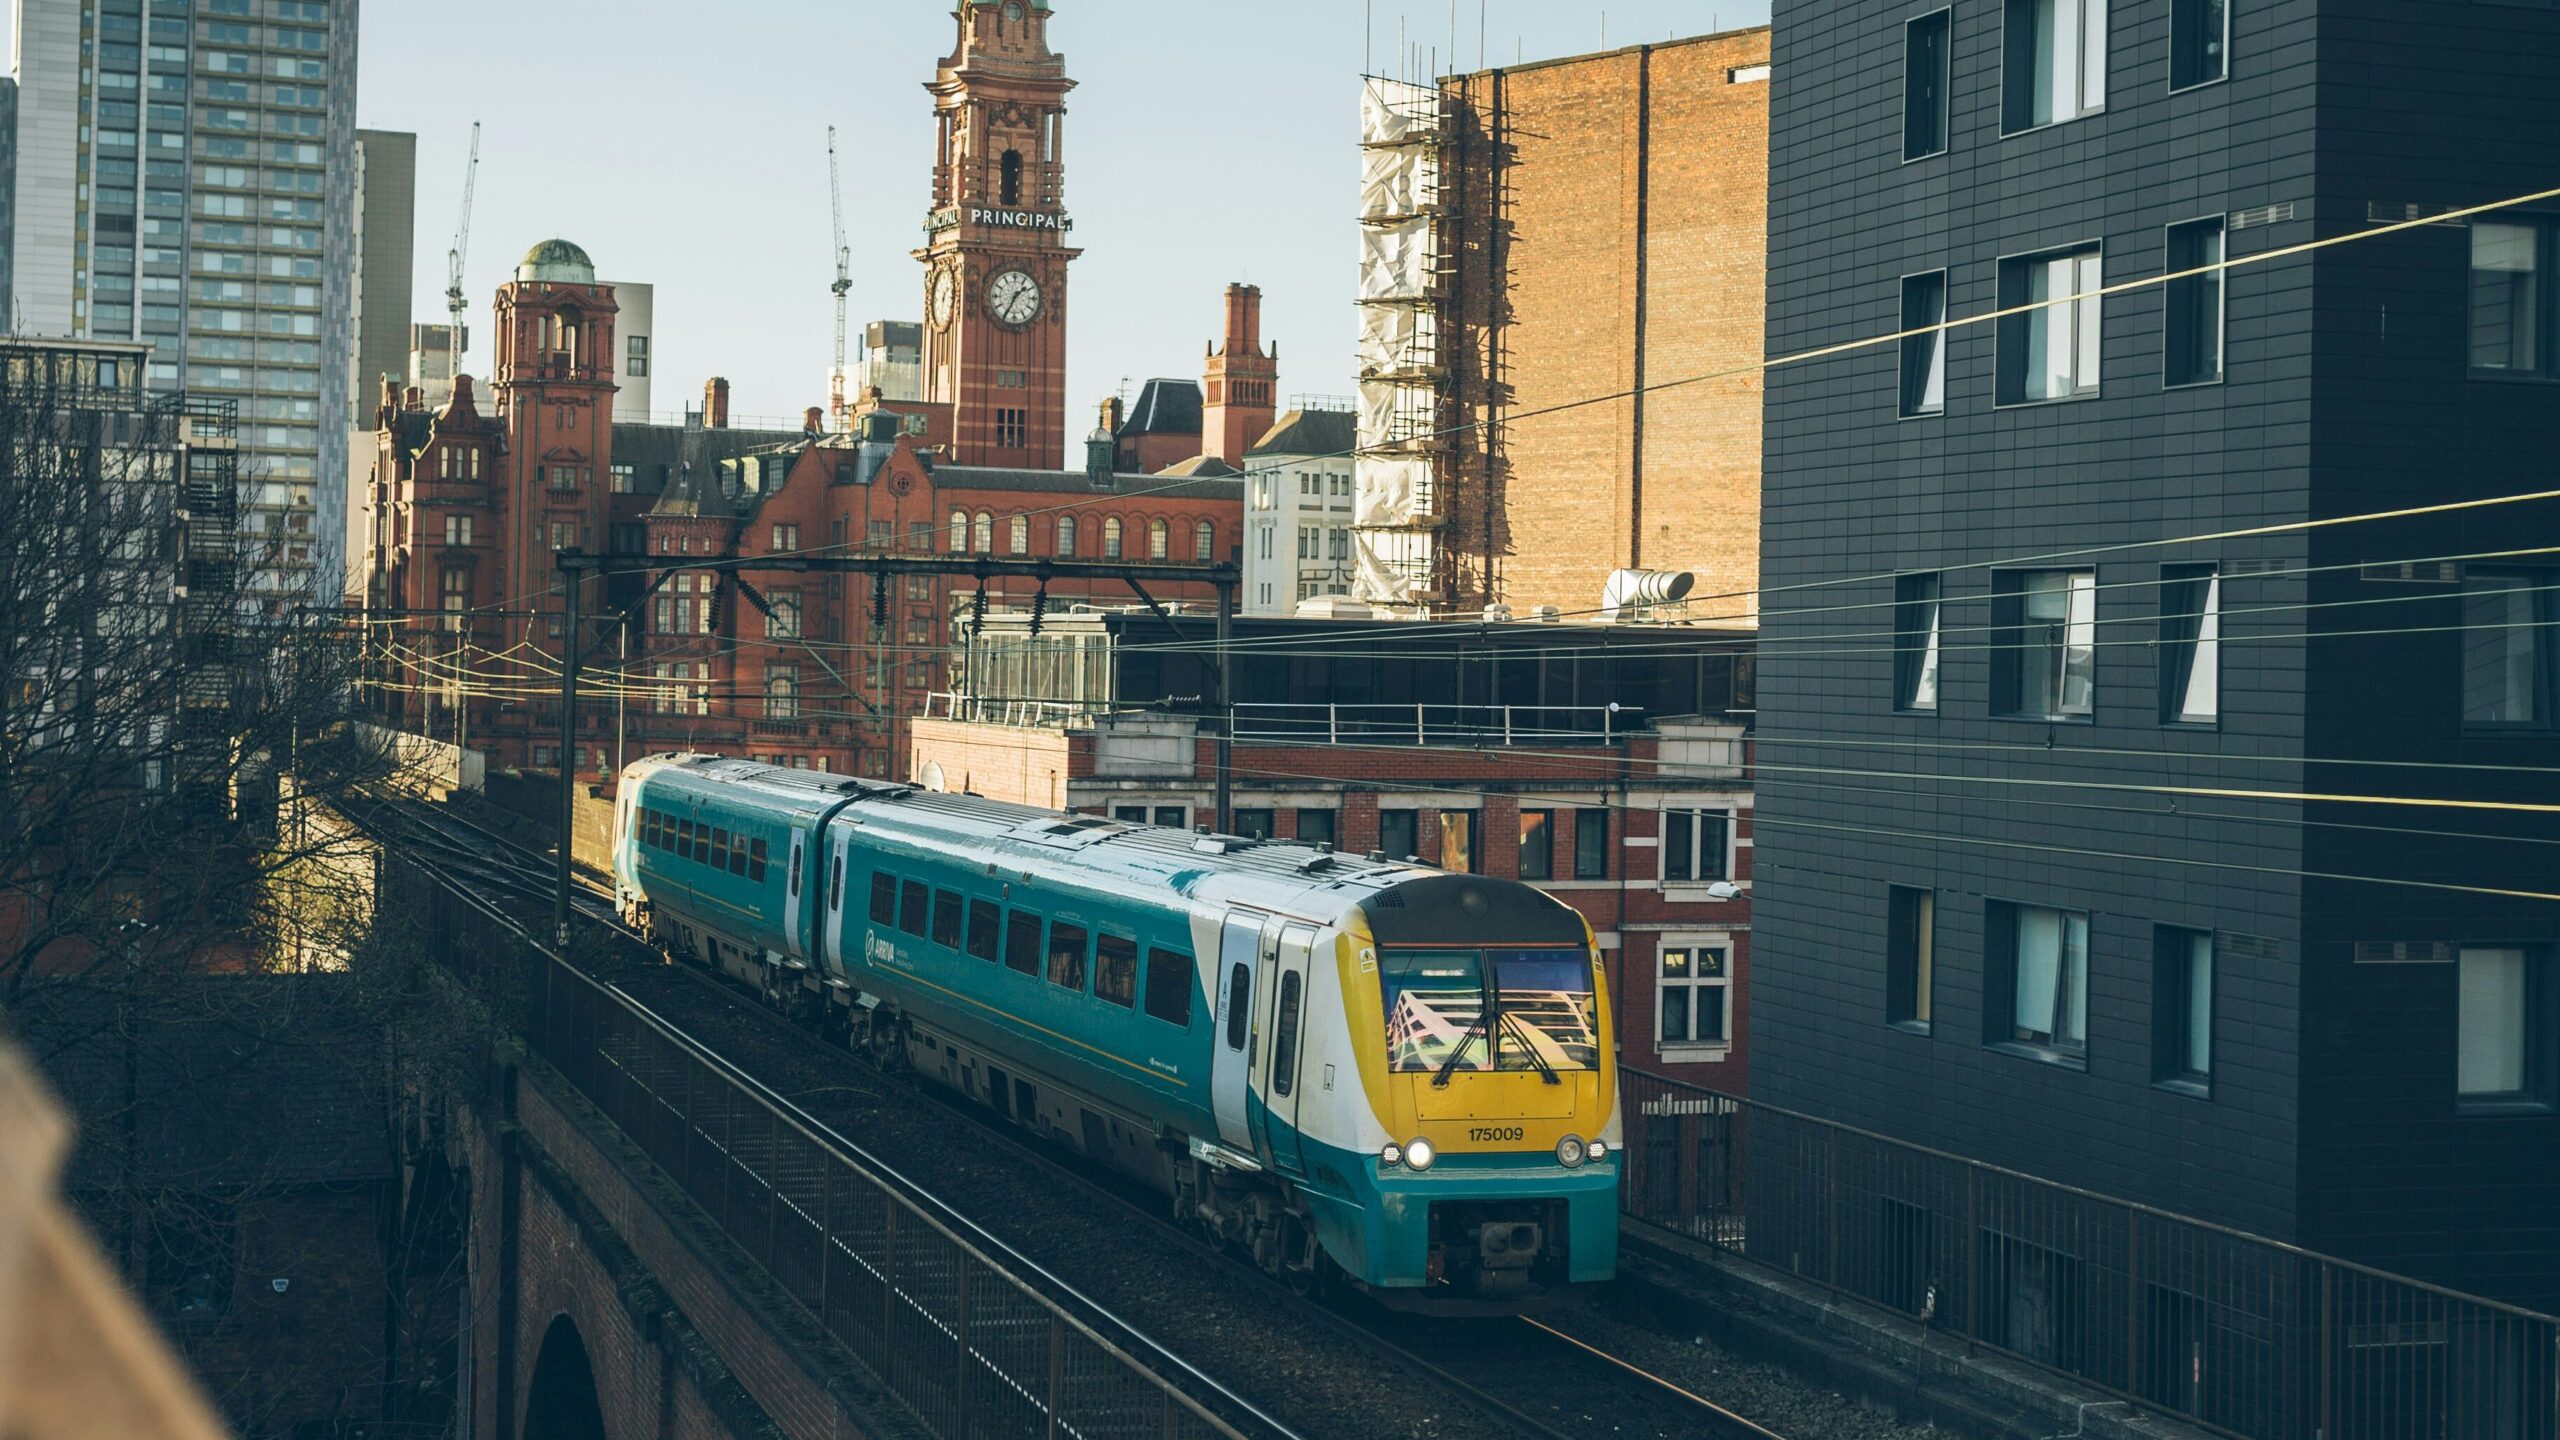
xmin=2004 ymin=0 xmax=2107 ymax=133
xmin=1659 ymin=806 xmax=1737 ymax=886
xmin=1655 ymin=937 xmax=1734 ymax=1057
xmin=1997 ymin=902 xmax=2089 ymax=1061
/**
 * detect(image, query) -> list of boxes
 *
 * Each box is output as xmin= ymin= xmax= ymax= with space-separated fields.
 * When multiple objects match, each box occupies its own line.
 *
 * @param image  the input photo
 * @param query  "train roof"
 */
xmin=629 ymin=752 xmax=1578 ymax=931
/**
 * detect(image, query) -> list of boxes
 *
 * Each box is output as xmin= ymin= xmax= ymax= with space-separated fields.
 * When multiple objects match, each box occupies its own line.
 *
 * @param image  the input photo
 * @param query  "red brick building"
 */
xmin=910 ymin=610 xmax=1757 ymax=1087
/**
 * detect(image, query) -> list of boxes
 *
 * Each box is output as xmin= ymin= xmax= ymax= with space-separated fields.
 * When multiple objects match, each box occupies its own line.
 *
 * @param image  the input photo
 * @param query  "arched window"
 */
xmin=1000 ymin=150 xmax=1024 ymax=208
xmin=1147 ymin=518 xmax=1169 ymax=561
xmin=949 ymin=510 xmax=968 ymax=552
xmin=973 ymin=512 xmax=994 ymax=553
xmin=558 ymin=308 xmax=582 ymax=367
xmin=1009 ymin=514 xmax=1030 ymax=555
xmin=1103 ymin=517 xmax=1124 ymax=559
xmin=1194 ymin=520 xmax=1217 ymax=562
xmin=1056 ymin=515 xmax=1077 ymax=557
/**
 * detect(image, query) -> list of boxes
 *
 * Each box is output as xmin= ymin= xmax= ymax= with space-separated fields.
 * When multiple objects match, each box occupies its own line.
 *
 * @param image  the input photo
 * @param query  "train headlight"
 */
xmin=1403 ymin=1137 xmax=1435 ymax=1171
xmin=1588 ymin=1139 xmax=1608 ymax=1162
xmin=1380 ymin=1142 xmax=1403 ymax=1168
xmin=1556 ymin=1135 xmax=1588 ymax=1168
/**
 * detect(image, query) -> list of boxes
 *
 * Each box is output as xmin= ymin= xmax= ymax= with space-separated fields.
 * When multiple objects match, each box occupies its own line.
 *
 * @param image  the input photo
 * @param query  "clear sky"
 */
xmin=96 ymin=1 xmax=1768 ymax=428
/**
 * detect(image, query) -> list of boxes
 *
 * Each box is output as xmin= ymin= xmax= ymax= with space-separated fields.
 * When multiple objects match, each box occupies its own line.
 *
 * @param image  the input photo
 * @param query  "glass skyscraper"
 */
xmin=2 ymin=0 xmax=360 ymax=605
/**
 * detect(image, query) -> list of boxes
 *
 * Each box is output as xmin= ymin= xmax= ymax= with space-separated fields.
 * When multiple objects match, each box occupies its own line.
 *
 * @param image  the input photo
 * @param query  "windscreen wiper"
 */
xmin=1497 ymin=1011 xmax=1561 ymax=1085
xmin=1431 ymin=1007 xmax=1490 ymax=1088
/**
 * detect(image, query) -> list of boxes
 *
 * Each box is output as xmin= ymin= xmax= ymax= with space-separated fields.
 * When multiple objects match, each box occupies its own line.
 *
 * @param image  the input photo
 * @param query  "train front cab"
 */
xmin=1241 ymin=876 xmax=1621 ymax=1308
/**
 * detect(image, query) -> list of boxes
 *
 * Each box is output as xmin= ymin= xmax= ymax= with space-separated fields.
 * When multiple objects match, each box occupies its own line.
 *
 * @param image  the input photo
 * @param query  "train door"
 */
xmin=1210 ymin=912 xmax=1260 ymax=1152
xmin=783 ymin=832 xmax=808 ymax=961
xmin=818 ymin=823 xmax=848 ymax=972
xmin=1255 ymin=920 xmax=1317 ymax=1178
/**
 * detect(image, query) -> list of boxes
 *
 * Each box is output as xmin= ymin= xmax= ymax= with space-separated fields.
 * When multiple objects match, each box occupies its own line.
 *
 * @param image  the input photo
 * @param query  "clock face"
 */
xmin=987 ymin=269 xmax=1041 ymax=327
xmin=929 ymin=271 xmax=957 ymax=330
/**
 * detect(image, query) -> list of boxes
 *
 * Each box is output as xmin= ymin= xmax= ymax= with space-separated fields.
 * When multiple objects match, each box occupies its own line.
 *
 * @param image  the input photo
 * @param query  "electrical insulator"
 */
xmin=1028 ymin=583 xmax=1048 ymax=637
xmin=871 ymin=572 xmax=889 ymax=630
xmin=970 ymin=585 xmax=989 ymax=638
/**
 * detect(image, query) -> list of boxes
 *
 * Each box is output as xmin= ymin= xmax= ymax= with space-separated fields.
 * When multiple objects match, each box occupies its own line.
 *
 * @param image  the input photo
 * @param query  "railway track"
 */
xmin=361 ymin=790 xmax=1790 ymax=1440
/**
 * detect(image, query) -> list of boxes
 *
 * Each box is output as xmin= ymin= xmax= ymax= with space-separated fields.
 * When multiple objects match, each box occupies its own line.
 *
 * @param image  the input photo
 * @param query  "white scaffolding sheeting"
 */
xmin=1354 ymin=74 xmax=1448 ymax=606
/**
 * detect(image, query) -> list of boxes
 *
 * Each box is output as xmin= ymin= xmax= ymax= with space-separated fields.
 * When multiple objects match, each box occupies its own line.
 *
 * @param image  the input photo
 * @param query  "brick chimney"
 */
xmin=1201 ymin=283 xmax=1277 ymax=466
xmin=703 ymin=377 xmax=731 ymax=430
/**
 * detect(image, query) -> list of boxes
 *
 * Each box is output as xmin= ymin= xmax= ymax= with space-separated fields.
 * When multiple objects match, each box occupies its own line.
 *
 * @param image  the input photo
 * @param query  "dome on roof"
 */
xmin=516 ymin=239 xmax=596 ymax=283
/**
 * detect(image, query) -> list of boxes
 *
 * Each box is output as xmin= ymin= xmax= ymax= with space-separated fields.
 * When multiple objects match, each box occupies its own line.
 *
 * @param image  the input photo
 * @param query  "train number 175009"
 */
xmin=1466 ymin=1125 xmax=1525 ymax=1144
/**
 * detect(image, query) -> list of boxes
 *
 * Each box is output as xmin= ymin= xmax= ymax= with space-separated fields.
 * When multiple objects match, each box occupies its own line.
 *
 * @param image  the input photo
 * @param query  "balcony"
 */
xmin=1230 ymin=703 xmax=1639 ymax=747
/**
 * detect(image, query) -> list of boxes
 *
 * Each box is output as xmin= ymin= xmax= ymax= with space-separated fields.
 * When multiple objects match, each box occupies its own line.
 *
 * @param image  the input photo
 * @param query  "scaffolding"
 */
xmin=1352 ymin=76 xmax=1449 ymax=606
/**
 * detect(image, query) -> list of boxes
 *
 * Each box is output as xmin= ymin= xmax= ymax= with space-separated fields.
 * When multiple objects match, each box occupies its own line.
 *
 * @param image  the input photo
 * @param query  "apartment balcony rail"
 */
xmin=1614 ymin=1066 xmax=2559 ymax=1440
xmin=1230 ymin=702 xmax=1638 ymax=747
xmin=921 ymin=692 xmax=1113 ymax=730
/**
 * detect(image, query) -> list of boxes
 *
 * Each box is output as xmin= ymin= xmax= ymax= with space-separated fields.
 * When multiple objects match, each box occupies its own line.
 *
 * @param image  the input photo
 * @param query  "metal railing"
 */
xmin=507 ymin=942 xmax=1268 ymax=1439
xmin=1614 ymin=1067 xmax=2560 ymax=1440
xmin=1230 ymin=702 xmax=1636 ymax=747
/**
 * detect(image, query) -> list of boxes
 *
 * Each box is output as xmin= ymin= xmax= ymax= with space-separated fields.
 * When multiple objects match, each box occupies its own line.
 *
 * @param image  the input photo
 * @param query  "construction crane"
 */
xmin=443 ymin=121 xmax=481 ymax=396
xmin=828 ymin=125 xmax=852 ymax=430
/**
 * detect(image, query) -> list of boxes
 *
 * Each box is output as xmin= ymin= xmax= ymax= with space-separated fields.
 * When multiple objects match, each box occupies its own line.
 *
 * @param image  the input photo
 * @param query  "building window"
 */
xmin=2153 ymin=927 xmax=2214 ymax=1093
xmin=2470 ymin=219 xmax=2552 ymax=377
xmin=1439 ymin=810 xmax=1480 ymax=873
xmin=2158 ymin=565 xmax=2221 ymax=725
xmin=1894 ymin=574 xmax=1943 ymax=711
xmin=767 ymin=591 xmax=802 ymax=640
xmin=996 ymin=407 xmax=1027 ymax=448
xmin=1147 ymin=518 xmax=1169 ymax=561
xmin=1232 ymin=808 xmax=1274 ymax=839
xmin=1517 ymin=809 xmax=1554 ymax=881
xmin=1987 ymin=901 xmax=2089 ymax=1063
xmin=1000 ymin=148 xmax=1024 ymax=207
xmin=2164 ymin=218 xmax=2225 ymax=387
xmin=1195 ymin=520 xmax=1216 ymax=562
xmin=1380 ymin=809 xmax=1418 ymax=861
xmin=2002 ymin=0 xmax=2107 ymax=132
xmin=1102 ymin=517 xmax=1124 ymax=559
xmin=2458 ymin=946 xmax=2553 ymax=1111
xmin=444 ymin=513 xmax=473 ymax=547
xmin=1905 ymin=10 xmax=1951 ymax=160
xmin=1887 ymin=886 xmax=1935 ymax=1031
xmin=440 ymin=567 xmax=469 ymax=613
xmin=2462 ymin=568 xmax=2555 ymax=731
xmin=2168 ymin=0 xmax=2228 ymax=91
xmin=1998 ymin=246 xmax=2103 ymax=402
xmin=1658 ymin=944 xmax=1730 ymax=1048
xmin=1899 ymin=271 xmax=1947 ymax=416
xmin=949 ymin=510 xmax=967 ymax=552
xmin=1056 ymin=515 xmax=1077 ymax=556
xmin=548 ymin=520 xmax=581 ymax=551
xmin=1574 ymin=809 xmax=1608 ymax=879
xmin=1662 ymin=808 xmax=1733 ymax=883
xmin=1297 ymin=808 xmax=1338 ymax=848
xmin=771 ymin=523 xmax=800 ymax=553
xmin=627 ymin=333 xmax=650 ymax=378
xmin=765 ymin=665 xmax=800 ymax=720
xmin=1993 ymin=570 xmax=2097 ymax=720
xmin=610 ymin=463 xmax=636 ymax=493
xmin=1009 ymin=514 xmax=1030 ymax=554
xmin=547 ymin=465 xmax=585 ymax=491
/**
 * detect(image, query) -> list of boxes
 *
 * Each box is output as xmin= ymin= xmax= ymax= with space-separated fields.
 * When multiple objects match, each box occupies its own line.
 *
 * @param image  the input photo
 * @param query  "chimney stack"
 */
xmin=1202 ymin=283 xmax=1278 ymax=466
xmin=803 ymin=405 xmax=825 ymax=438
xmin=704 ymin=377 xmax=731 ymax=430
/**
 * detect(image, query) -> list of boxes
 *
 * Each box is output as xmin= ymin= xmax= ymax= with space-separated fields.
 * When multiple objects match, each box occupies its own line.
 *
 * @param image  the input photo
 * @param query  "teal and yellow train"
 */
xmin=611 ymin=753 xmax=1622 ymax=1307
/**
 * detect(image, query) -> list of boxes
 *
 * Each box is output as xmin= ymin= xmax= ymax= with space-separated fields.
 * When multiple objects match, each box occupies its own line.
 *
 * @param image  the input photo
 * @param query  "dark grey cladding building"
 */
xmin=1752 ymin=0 xmax=2560 ymax=1312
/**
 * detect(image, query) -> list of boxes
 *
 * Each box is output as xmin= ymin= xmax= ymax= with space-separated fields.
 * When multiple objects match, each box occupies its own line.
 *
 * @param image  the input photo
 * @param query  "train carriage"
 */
xmin=613 ymin=753 xmax=1622 ymax=1307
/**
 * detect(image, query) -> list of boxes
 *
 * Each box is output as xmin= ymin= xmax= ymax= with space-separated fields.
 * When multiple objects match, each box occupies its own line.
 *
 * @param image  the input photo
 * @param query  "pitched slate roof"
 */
xmin=1156 ymin=454 xmax=1245 ymax=478
xmin=1248 ymin=408 xmax=1356 ymax=459
xmin=933 ymin=464 xmax=1243 ymax=500
xmin=611 ymin=421 xmax=805 ymax=499
xmin=1114 ymin=378 xmax=1203 ymax=438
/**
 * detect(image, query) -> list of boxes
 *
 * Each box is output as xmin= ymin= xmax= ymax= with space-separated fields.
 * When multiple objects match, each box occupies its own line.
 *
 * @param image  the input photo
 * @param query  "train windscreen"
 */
xmin=1380 ymin=948 xmax=1600 ymax=1074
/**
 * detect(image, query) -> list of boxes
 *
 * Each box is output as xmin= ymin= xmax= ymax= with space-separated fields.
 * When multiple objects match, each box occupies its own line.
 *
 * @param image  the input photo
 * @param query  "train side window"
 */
xmin=1272 ymin=972 xmax=1304 ymax=1096
xmin=870 ymin=872 xmax=898 ymax=925
xmin=749 ymin=837 xmax=768 ymax=881
xmin=1004 ymin=910 xmax=1043 ymax=975
xmin=641 ymin=811 xmax=656 ymax=848
xmin=1224 ymin=964 xmax=1251 ymax=1051
xmin=827 ymin=855 xmax=840 ymax=907
xmin=710 ymin=828 xmax=730 ymax=873
xmin=1145 ymin=949 xmax=1194 ymax=1027
xmin=1048 ymin=923 xmax=1089 ymax=992
xmin=1094 ymin=933 xmax=1138 ymax=1008
xmin=898 ymin=880 xmax=930 ymax=938
xmin=966 ymin=900 xmax=1002 ymax=961
xmin=678 ymin=819 xmax=695 ymax=861
xmin=729 ymin=835 xmax=750 ymax=878
xmin=931 ymin=889 xmax=964 ymax=950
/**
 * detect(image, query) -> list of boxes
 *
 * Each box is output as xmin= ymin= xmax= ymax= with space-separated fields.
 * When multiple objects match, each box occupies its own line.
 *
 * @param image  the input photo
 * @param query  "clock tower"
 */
xmin=919 ymin=0 xmax=1079 ymax=470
